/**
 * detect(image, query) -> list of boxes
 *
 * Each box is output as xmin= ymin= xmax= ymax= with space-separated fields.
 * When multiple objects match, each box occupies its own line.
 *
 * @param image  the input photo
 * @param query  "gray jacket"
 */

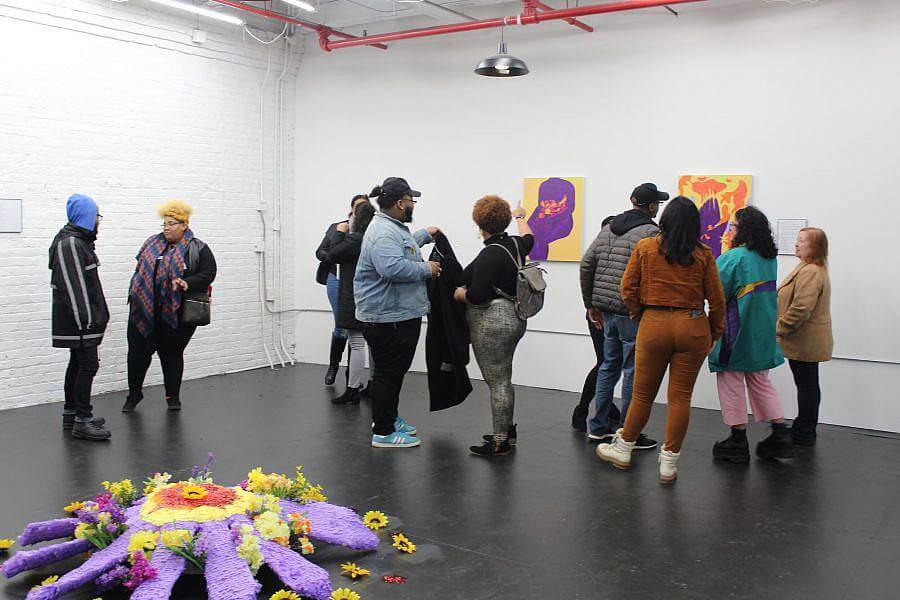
xmin=580 ymin=210 xmax=659 ymax=315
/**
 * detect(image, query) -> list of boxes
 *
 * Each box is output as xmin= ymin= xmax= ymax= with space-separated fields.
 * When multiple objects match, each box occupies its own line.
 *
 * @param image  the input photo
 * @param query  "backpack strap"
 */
xmin=487 ymin=238 xmax=523 ymax=269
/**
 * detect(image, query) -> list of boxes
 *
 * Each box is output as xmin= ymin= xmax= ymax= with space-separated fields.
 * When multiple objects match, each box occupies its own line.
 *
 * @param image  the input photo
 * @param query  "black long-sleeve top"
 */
xmin=462 ymin=233 xmax=534 ymax=305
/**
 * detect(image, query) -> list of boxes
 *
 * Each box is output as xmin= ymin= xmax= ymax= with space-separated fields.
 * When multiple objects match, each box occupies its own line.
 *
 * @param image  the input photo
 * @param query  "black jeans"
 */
xmin=789 ymin=359 xmax=820 ymax=440
xmin=64 ymin=346 xmax=99 ymax=419
xmin=575 ymin=318 xmax=620 ymax=423
xmin=363 ymin=318 xmax=421 ymax=436
xmin=127 ymin=318 xmax=196 ymax=399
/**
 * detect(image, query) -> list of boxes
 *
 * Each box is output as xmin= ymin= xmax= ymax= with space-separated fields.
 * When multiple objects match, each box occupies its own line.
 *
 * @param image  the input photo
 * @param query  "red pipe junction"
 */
xmin=209 ymin=0 xmax=707 ymax=52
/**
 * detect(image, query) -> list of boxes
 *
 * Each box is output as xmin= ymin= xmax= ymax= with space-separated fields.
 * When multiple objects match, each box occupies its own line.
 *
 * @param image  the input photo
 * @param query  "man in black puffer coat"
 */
xmin=49 ymin=194 xmax=110 ymax=440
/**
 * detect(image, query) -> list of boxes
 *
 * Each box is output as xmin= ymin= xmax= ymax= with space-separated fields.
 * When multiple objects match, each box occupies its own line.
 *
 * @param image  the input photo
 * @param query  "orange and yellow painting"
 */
xmin=523 ymin=177 xmax=584 ymax=262
xmin=677 ymin=175 xmax=752 ymax=258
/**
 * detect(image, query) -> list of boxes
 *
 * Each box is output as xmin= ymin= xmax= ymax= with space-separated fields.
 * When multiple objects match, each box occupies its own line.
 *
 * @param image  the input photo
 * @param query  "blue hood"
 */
xmin=66 ymin=194 xmax=98 ymax=231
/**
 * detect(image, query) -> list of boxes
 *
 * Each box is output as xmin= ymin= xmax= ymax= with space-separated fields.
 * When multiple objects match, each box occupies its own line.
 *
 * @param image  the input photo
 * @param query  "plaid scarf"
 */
xmin=129 ymin=229 xmax=194 ymax=336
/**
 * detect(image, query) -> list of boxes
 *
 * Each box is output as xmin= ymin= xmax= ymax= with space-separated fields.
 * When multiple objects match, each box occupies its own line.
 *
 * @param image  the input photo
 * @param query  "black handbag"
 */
xmin=180 ymin=240 xmax=211 ymax=327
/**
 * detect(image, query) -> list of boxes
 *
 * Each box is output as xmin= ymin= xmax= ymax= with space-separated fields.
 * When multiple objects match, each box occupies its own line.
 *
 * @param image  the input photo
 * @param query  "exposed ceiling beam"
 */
xmin=408 ymin=0 xmax=478 ymax=24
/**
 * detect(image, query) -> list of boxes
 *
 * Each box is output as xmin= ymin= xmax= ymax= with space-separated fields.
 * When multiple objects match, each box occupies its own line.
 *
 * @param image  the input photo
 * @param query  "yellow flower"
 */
xmin=127 ymin=531 xmax=158 ymax=557
xmin=254 ymin=511 xmax=290 ymax=542
xmin=330 ymin=589 xmax=361 ymax=600
xmin=298 ymin=484 xmax=327 ymax=503
xmin=236 ymin=525 xmax=264 ymax=574
xmin=263 ymin=494 xmax=282 ymax=514
xmin=363 ymin=510 xmax=388 ymax=531
xmin=160 ymin=529 xmax=193 ymax=550
xmin=97 ymin=512 xmax=111 ymax=526
xmin=144 ymin=472 xmax=172 ymax=494
xmin=74 ymin=523 xmax=92 ymax=540
xmin=32 ymin=575 xmax=59 ymax=590
xmin=181 ymin=484 xmax=208 ymax=500
xmin=270 ymin=591 xmax=301 ymax=600
xmin=63 ymin=501 xmax=86 ymax=513
xmin=340 ymin=562 xmax=371 ymax=580
xmin=103 ymin=479 xmax=137 ymax=505
xmin=288 ymin=514 xmax=311 ymax=536
xmin=0 ymin=538 xmax=14 ymax=551
xmin=392 ymin=533 xmax=416 ymax=554
xmin=298 ymin=536 xmax=315 ymax=555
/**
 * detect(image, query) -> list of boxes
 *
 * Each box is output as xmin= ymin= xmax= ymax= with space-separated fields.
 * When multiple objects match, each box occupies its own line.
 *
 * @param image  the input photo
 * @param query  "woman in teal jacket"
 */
xmin=709 ymin=207 xmax=794 ymax=462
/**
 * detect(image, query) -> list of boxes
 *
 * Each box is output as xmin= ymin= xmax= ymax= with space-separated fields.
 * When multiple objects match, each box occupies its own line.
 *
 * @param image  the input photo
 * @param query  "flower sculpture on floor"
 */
xmin=2 ymin=458 xmax=378 ymax=600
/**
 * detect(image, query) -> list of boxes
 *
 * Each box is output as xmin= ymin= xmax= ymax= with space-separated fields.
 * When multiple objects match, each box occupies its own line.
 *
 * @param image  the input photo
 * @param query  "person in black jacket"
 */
xmin=455 ymin=195 xmax=534 ymax=456
xmin=50 ymin=193 xmax=111 ymax=440
xmin=315 ymin=194 xmax=370 ymax=386
xmin=325 ymin=200 xmax=376 ymax=405
xmin=123 ymin=200 xmax=217 ymax=413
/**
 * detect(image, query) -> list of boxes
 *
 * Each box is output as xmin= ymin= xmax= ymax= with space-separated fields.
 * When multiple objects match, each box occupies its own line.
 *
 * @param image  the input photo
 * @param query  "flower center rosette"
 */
xmin=140 ymin=483 xmax=256 ymax=526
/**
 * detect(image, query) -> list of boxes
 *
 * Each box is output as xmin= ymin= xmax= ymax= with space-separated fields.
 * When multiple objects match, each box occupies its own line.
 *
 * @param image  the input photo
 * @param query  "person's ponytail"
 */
xmin=368 ymin=186 xmax=384 ymax=199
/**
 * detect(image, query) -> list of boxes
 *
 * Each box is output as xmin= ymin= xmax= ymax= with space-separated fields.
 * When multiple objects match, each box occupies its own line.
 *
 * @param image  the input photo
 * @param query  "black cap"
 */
xmin=380 ymin=177 xmax=421 ymax=200
xmin=631 ymin=183 xmax=669 ymax=206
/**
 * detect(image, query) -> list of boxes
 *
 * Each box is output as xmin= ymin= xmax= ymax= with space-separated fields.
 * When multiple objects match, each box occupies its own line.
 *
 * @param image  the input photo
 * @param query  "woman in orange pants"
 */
xmin=597 ymin=196 xmax=725 ymax=483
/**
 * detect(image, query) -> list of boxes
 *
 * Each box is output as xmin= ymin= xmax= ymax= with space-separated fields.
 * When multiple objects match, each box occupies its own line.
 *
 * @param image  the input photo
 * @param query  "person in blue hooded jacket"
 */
xmin=49 ymin=194 xmax=111 ymax=441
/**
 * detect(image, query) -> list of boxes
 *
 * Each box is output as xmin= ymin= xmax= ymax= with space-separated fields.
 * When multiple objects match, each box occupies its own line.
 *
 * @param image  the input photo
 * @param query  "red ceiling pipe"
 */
xmin=323 ymin=0 xmax=706 ymax=51
xmin=207 ymin=0 xmax=388 ymax=49
xmin=525 ymin=0 xmax=594 ymax=33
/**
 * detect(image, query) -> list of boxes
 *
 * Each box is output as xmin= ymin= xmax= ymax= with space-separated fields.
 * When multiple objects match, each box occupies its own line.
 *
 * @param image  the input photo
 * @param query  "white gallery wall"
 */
xmin=293 ymin=0 xmax=900 ymax=433
xmin=0 ymin=0 xmax=301 ymax=410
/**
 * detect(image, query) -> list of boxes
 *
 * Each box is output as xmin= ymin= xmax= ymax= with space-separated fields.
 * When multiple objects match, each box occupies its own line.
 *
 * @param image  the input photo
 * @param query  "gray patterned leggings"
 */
xmin=466 ymin=298 xmax=527 ymax=442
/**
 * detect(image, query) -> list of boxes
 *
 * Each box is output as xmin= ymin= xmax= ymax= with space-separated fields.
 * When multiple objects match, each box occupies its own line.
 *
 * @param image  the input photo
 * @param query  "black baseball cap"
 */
xmin=380 ymin=177 xmax=421 ymax=200
xmin=631 ymin=183 xmax=669 ymax=206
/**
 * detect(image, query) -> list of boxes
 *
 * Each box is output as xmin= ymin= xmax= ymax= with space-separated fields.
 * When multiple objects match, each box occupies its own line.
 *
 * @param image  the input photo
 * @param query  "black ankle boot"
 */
xmin=166 ymin=396 xmax=182 ymax=411
xmin=756 ymin=423 xmax=796 ymax=459
xmin=482 ymin=424 xmax=517 ymax=446
xmin=571 ymin=405 xmax=589 ymax=432
xmin=63 ymin=414 xmax=106 ymax=431
xmin=122 ymin=392 xmax=143 ymax=413
xmin=332 ymin=387 xmax=361 ymax=405
xmin=72 ymin=419 xmax=111 ymax=441
xmin=324 ymin=336 xmax=347 ymax=386
xmin=470 ymin=438 xmax=512 ymax=456
xmin=360 ymin=382 xmax=372 ymax=398
xmin=713 ymin=427 xmax=750 ymax=464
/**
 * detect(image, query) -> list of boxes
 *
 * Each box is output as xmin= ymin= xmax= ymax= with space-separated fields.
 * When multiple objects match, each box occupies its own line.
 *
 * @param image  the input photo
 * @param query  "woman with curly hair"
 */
xmin=596 ymin=197 xmax=725 ymax=483
xmin=708 ymin=206 xmax=793 ymax=463
xmin=454 ymin=195 xmax=534 ymax=456
xmin=123 ymin=200 xmax=217 ymax=412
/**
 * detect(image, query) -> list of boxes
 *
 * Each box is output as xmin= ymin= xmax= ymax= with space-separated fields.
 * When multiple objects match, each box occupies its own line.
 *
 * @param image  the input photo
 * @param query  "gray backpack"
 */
xmin=489 ymin=239 xmax=547 ymax=320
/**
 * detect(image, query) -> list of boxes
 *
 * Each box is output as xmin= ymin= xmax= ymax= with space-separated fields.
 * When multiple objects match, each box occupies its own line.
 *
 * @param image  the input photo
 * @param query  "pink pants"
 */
xmin=716 ymin=370 xmax=784 ymax=426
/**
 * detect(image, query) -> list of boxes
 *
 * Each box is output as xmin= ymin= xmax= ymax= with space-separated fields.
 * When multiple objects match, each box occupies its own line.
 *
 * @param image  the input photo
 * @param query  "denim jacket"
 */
xmin=354 ymin=212 xmax=433 ymax=323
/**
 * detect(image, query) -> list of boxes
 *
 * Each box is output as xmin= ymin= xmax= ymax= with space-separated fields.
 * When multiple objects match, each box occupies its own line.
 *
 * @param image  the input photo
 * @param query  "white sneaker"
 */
xmin=658 ymin=446 xmax=680 ymax=484
xmin=596 ymin=429 xmax=635 ymax=469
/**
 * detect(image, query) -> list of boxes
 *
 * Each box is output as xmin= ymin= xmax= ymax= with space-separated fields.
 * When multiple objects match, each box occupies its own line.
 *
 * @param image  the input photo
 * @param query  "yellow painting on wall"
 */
xmin=677 ymin=175 xmax=752 ymax=258
xmin=523 ymin=177 xmax=584 ymax=262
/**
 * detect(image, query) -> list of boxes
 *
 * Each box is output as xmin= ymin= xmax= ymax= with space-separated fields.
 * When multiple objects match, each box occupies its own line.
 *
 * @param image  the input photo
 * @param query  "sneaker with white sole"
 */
xmin=372 ymin=432 xmax=421 ymax=448
xmin=587 ymin=427 xmax=616 ymax=442
xmin=596 ymin=429 xmax=635 ymax=469
xmin=659 ymin=446 xmax=680 ymax=484
xmin=394 ymin=417 xmax=417 ymax=436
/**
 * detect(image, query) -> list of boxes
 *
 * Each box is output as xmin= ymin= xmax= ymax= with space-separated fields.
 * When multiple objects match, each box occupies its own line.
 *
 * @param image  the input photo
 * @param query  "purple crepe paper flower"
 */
xmin=2 ymin=539 xmax=93 ymax=578
xmin=199 ymin=521 xmax=260 ymax=600
xmin=17 ymin=518 xmax=79 ymax=546
xmin=259 ymin=539 xmax=332 ymax=600
xmin=280 ymin=501 xmax=378 ymax=551
xmin=95 ymin=565 xmax=129 ymax=592
xmin=124 ymin=550 xmax=157 ymax=590
xmin=130 ymin=546 xmax=187 ymax=600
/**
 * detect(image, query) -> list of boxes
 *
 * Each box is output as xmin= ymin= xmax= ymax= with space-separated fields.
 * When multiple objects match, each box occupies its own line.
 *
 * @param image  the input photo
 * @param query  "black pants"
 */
xmin=789 ymin=359 xmax=821 ymax=441
xmin=127 ymin=318 xmax=196 ymax=399
xmin=363 ymin=318 xmax=421 ymax=436
xmin=575 ymin=318 xmax=620 ymax=423
xmin=64 ymin=346 xmax=99 ymax=419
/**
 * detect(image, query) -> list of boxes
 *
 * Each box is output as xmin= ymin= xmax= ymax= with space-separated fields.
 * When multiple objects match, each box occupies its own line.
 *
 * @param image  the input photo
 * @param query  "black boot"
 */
xmin=332 ymin=387 xmax=361 ymax=405
xmin=756 ymin=423 xmax=796 ymax=459
xmin=166 ymin=396 xmax=182 ymax=411
xmin=72 ymin=419 xmax=111 ymax=441
xmin=482 ymin=424 xmax=518 ymax=446
xmin=122 ymin=392 xmax=143 ymax=413
xmin=324 ymin=336 xmax=347 ymax=386
xmin=63 ymin=413 xmax=105 ymax=431
xmin=713 ymin=427 xmax=750 ymax=464
xmin=360 ymin=381 xmax=372 ymax=398
xmin=571 ymin=405 xmax=588 ymax=432
xmin=470 ymin=438 xmax=512 ymax=457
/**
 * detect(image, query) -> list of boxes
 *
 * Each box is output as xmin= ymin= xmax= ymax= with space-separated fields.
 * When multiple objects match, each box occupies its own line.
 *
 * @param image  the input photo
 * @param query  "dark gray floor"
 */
xmin=1 ymin=364 xmax=898 ymax=600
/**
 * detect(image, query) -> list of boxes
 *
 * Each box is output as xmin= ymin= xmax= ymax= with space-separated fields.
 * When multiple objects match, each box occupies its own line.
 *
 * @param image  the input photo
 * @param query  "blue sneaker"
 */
xmin=372 ymin=431 xmax=421 ymax=448
xmin=394 ymin=417 xmax=417 ymax=436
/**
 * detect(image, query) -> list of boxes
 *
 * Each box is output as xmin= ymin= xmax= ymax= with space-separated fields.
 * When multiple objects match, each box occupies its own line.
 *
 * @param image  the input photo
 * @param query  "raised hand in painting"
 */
xmin=512 ymin=202 xmax=526 ymax=220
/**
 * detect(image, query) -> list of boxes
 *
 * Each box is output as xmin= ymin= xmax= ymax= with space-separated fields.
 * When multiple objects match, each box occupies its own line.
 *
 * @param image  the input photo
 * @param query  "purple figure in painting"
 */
xmin=699 ymin=197 xmax=729 ymax=258
xmin=527 ymin=177 xmax=576 ymax=261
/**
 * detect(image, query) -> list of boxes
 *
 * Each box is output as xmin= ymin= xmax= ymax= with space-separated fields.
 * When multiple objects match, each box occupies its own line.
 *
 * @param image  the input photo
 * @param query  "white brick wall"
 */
xmin=0 ymin=0 xmax=301 ymax=410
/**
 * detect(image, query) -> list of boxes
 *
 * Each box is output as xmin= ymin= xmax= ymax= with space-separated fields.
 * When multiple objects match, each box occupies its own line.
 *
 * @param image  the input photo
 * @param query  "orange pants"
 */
xmin=621 ymin=308 xmax=711 ymax=453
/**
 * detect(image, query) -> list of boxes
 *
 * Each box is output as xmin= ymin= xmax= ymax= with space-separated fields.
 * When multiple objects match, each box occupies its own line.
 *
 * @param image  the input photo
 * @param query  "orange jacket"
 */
xmin=620 ymin=236 xmax=726 ymax=340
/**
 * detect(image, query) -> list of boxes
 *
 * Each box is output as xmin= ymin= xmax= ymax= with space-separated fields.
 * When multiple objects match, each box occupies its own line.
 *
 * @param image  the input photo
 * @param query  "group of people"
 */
xmin=318 ymin=179 xmax=833 ymax=483
xmin=50 ymin=195 xmax=217 ymax=441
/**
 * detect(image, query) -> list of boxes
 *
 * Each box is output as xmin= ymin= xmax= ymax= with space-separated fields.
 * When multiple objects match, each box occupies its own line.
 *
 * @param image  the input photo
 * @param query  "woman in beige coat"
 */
xmin=777 ymin=227 xmax=832 ymax=446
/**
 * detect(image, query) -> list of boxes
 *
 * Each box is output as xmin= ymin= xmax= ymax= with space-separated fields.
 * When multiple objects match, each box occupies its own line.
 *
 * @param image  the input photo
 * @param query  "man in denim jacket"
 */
xmin=355 ymin=177 xmax=441 ymax=448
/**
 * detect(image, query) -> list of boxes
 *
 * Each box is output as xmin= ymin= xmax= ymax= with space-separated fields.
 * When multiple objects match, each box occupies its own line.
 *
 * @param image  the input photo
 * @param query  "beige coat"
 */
xmin=777 ymin=262 xmax=833 ymax=362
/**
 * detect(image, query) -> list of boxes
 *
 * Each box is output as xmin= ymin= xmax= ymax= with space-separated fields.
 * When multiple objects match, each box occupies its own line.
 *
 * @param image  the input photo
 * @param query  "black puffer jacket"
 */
xmin=49 ymin=224 xmax=109 ymax=348
xmin=325 ymin=228 xmax=364 ymax=331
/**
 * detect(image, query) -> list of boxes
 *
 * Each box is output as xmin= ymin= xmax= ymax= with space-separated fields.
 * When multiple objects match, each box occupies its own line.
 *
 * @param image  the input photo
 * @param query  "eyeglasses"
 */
xmin=162 ymin=220 xmax=184 ymax=229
